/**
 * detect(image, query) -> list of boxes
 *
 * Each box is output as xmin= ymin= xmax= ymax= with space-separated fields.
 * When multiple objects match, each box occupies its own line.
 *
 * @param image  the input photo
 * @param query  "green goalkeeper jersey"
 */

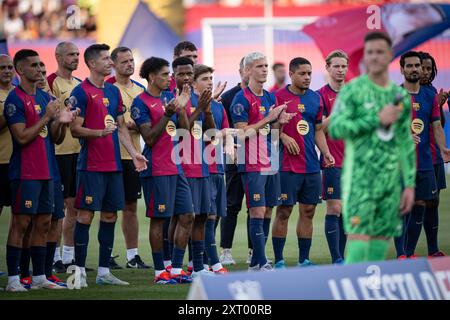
xmin=328 ymin=74 xmax=416 ymax=237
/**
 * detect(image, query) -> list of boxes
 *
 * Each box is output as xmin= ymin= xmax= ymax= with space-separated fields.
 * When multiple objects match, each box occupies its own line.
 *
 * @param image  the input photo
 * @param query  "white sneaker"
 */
xmin=31 ymin=279 xmax=66 ymax=290
xmin=80 ymin=273 xmax=88 ymax=288
xmin=247 ymin=264 xmax=260 ymax=272
xmin=219 ymin=249 xmax=236 ymax=265
xmin=260 ymin=263 xmax=274 ymax=272
xmin=191 ymin=269 xmax=215 ymax=279
xmin=6 ymin=279 xmax=28 ymax=292
xmin=96 ymin=273 xmax=129 ymax=286
xmin=246 ymin=249 xmax=253 ymax=264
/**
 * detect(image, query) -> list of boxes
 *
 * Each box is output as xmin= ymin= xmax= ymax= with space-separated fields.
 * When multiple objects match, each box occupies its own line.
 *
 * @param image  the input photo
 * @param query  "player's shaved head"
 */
xmin=56 ymin=42 xmax=77 ymax=55
xmin=0 ymin=54 xmax=14 ymax=86
xmin=55 ymin=41 xmax=79 ymax=72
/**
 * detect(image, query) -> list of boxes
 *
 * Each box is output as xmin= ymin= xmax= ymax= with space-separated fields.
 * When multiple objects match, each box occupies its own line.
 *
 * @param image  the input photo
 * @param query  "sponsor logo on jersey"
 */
xmin=296 ymin=120 xmax=309 ymax=135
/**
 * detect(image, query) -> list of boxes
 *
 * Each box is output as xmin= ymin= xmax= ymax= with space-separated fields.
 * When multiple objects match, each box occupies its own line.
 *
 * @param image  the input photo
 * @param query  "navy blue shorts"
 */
xmin=280 ymin=171 xmax=322 ymax=206
xmin=53 ymin=180 xmax=65 ymax=220
xmin=322 ymin=168 xmax=341 ymax=200
xmin=225 ymin=169 xmax=245 ymax=213
xmin=141 ymin=174 xmax=194 ymax=218
xmin=241 ymin=172 xmax=281 ymax=208
xmin=187 ymin=177 xmax=211 ymax=215
xmin=11 ymin=180 xmax=54 ymax=215
xmin=75 ymin=171 xmax=125 ymax=212
xmin=210 ymin=174 xmax=226 ymax=217
xmin=415 ymin=170 xmax=438 ymax=201
xmin=434 ymin=163 xmax=446 ymax=191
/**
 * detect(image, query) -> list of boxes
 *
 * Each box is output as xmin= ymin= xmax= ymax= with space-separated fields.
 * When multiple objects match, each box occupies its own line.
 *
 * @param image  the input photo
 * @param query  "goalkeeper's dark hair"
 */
xmin=364 ymin=31 xmax=392 ymax=48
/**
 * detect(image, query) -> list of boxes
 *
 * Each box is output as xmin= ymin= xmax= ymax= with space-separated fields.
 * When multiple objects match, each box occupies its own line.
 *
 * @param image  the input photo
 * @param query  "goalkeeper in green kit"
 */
xmin=328 ymin=32 xmax=416 ymax=263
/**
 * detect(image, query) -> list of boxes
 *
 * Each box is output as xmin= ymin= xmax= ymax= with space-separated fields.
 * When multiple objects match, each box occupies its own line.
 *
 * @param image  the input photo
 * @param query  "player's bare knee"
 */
xmin=179 ymin=214 xmax=195 ymax=229
xmin=100 ymin=212 xmax=117 ymax=223
xmin=301 ymin=205 xmax=316 ymax=220
xmin=326 ymin=201 xmax=342 ymax=216
xmin=415 ymin=200 xmax=426 ymax=207
xmin=276 ymin=207 xmax=291 ymax=222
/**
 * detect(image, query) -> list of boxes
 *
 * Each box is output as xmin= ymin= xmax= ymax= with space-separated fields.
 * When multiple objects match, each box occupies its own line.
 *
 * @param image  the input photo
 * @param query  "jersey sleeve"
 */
xmin=431 ymin=94 xmax=441 ymax=123
xmin=130 ymin=97 xmax=150 ymax=127
xmin=397 ymin=92 xmax=416 ymax=188
xmin=328 ymin=83 xmax=380 ymax=140
xmin=316 ymin=95 xmax=324 ymax=124
xmin=4 ymin=93 xmax=25 ymax=125
xmin=221 ymin=105 xmax=230 ymax=129
xmin=116 ymin=87 xmax=124 ymax=116
xmin=69 ymin=85 xmax=88 ymax=117
xmin=230 ymin=92 xmax=250 ymax=124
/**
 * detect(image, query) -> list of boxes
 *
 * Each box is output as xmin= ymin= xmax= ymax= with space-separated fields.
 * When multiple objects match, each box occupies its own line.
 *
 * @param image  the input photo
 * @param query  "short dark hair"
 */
xmin=194 ymin=64 xmax=214 ymax=81
xmin=419 ymin=51 xmax=438 ymax=83
xmin=172 ymin=56 xmax=194 ymax=72
xmin=289 ymin=57 xmax=311 ymax=72
xmin=84 ymin=43 xmax=110 ymax=67
xmin=364 ymin=31 xmax=392 ymax=48
xmin=400 ymin=51 xmax=422 ymax=68
xmin=111 ymin=46 xmax=131 ymax=62
xmin=139 ymin=57 xmax=169 ymax=80
xmin=13 ymin=49 xmax=39 ymax=70
xmin=272 ymin=62 xmax=285 ymax=71
xmin=174 ymin=41 xmax=197 ymax=57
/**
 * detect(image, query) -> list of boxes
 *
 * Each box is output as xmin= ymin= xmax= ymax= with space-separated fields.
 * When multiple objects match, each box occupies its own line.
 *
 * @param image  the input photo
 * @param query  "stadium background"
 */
xmin=1 ymin=0 xmax=450 ymax=299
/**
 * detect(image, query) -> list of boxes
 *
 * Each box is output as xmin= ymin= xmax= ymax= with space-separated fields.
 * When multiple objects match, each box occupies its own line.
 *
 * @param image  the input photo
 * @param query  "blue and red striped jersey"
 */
xmin=409 ymin=86 xmax=441 ymax=171
xmin=276 ymin=85 xmax=323 ymax=174
xmin=4 ymin=86 xmax=56 ymax=180
xmin=70 ymin=78 xmax=124 ymax=172
xmin=317 ymin=84 xmax=344 ymax=168
xmin=131 ymin=90 xmax=183 ymax=177
xmin=231 ymin=87 xmax=277 ymax=173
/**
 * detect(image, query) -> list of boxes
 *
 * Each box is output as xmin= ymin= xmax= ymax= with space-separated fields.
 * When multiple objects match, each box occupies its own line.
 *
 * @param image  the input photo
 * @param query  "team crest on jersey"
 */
xmin=259 ymin=106 xmax=266 ymax=114
xmin=350 ymin=216 xmax=360 ymax=226
xmin=85 ymin=196 xmax=93 ymax=204
xmin=131 ymin=106 xmax=140 ymax=120
xmin=6 ymin=103 xmax=16 ymax=117
xmin=259 ymin=124 xmax=270 ymax=136
xmin=158 ymin=204 xmax=166 ymax=212
xmin=327 ymin=187 xmax=334 ymax=194
xmin=24 ymin=200 xmax=32 ymax=208
xmin=39 ymin=125 xmax=48 ymax=138
xmin=103 ymin=98 xmax=110 ymax=107
xmin=411 ymin=118 xmax=424 ymax=134
xmin=297 ymin=104 xmax=305 ymax=113
xmin=166 ymin=120 xmax=177 ymax=137
xmin=412 ymin=102 xmax=420 ymax=111
xmin=104 ymin=114 xmax=115 ymax=127
xmin=280 ymin=194 xmax=288 ymax=201
xmin=296 ymin=120 xmax=309 ymax=135
xmin=34 ymin=105 xmax=41 ymax=114
xmin=190 ymin=107 xmax=196 ymax=114
xmin=191 ymin=122 xmax=202 ymax=140
xmin=253 ymin=194 xmax=261 ymax=201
